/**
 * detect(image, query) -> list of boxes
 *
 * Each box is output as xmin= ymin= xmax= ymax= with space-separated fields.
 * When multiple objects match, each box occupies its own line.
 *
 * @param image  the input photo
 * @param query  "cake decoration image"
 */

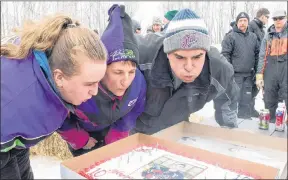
xmin=78 ymin=145 xmax=256 ymax=179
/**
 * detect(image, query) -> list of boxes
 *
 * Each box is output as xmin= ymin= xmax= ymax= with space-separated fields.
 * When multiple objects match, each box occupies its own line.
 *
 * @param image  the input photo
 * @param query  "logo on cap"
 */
xmin=181 ymin=33 xmax=198 ymax=49
xmin=240 ymin=13 xmax=246 ymax=17
xmin=110 ymin=49 xmax=136 ymax=62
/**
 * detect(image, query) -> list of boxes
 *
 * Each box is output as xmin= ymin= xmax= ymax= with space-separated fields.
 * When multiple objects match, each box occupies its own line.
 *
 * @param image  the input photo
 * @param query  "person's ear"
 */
xmin=53 ymin=69 xmax=65 ymax=88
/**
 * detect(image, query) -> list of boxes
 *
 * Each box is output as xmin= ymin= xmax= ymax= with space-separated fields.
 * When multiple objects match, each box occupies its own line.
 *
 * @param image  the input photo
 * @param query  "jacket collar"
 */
xmin=268 ymin=21 xmax=287 ymax=34
xmin=99 ymin=82 xmax=123 ymax=101
xmin=232 ymin=24 xmax=249 ymax=35
xmin=33 ymin=50 xmax=75 ymax=113
xmin=253 ymin=18 xmax=264 ymax=28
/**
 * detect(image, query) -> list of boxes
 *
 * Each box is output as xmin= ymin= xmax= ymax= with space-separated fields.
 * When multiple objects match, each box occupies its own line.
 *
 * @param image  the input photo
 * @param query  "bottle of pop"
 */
xmin=275 ymin=101 xmax=287 ymax=131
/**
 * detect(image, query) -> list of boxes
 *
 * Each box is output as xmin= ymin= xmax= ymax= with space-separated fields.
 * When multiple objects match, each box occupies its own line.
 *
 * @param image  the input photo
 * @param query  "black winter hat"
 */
xmin=236 ymin=12 xmax=250 ymax=23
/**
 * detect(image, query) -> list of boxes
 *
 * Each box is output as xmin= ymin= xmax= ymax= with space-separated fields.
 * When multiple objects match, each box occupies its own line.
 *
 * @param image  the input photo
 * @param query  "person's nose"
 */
xmin=89 ymin=84 xmax=99 ymax=96
xmin=120 ymin=73 xmax=130 ymax=87
xmin=184 ymin=60 xmax=194 ymax=72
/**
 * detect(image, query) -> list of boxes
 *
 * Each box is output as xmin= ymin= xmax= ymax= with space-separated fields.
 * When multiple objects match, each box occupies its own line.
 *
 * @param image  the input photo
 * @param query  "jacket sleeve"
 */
xmin=111 ymin=80 xmax=147 ymax=132
xmin=257 ymin=34 xmax=268 ymax=74
xmin=213 ymin=70 xmax=240 ymax=128
xmin=221 ymin=34 xmax=234 ymax=63
xmin=56 ymin=109 xmax=90 ymax=150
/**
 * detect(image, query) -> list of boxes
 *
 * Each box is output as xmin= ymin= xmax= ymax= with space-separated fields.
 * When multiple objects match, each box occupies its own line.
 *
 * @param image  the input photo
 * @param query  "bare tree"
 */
xmin=244 ymin=1 xmax=257 ymax=18
xmin=1 ymin=1 xmax=285 ymax=44
xmin=124 ymin=2 xmax=140 ymax=18
xmin=230 ymin=1 xmax=237 ymax=20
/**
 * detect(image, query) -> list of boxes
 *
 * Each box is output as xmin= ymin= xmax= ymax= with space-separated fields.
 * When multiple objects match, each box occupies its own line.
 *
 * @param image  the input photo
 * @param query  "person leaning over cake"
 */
xmin=132 ymin=8 xmax=240 ymax=135
xmin=58 ymin=4 xmax=147 ymax=157
xmin=0 ymin=15 xmax=108 ymax=179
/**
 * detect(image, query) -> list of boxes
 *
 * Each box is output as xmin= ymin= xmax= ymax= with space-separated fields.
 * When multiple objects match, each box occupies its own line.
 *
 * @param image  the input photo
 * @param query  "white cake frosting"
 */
xmin=80 ymin=145 xmax=255 ymax=179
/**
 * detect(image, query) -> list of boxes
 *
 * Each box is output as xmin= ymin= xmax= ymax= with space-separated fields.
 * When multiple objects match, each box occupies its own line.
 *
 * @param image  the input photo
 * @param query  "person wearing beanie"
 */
xmin=132 ymin=19 xmax=141 ymax=34
xmin=163 ymin=10 xmax=179 ymax=25
xmin=256 ymin=10 xmax=287 ymax=123
xmin=132 ymin=8 xmax=240 ymax=135
xmin=221 ymin=12 xmax=260 ymax=120
xmin=147 ymin=16 xmax=163 ymax=34
xmin=163 ymin=10 xmax=179 ymax=32
xmin=61 ymin=4 xmax=147 ymax=157
xmin=248 ymin=8 xmax=270 ymax=118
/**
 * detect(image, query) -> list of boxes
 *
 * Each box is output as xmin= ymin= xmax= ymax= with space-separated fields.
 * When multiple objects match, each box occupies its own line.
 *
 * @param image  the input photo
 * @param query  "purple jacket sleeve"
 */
xmin=111 ymin=79 xmax=147 ymax=132
xmin=56 ymin=109 xmax=90 ymax=150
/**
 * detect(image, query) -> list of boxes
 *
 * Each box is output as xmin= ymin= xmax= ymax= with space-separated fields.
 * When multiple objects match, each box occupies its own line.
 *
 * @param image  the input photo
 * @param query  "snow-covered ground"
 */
xmin=30 ymin=156 xmax=62 ymax=179
xmin=192 ymin=86 xmax=265 ymax=119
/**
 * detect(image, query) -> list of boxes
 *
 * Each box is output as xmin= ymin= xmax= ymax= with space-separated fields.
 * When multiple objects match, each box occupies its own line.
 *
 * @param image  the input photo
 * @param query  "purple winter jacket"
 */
xmin=1 ymin=51 xmax=88 ymax=152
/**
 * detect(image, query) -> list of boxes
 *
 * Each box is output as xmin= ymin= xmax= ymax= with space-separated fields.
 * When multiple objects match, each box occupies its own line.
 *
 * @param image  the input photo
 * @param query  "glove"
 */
xmin=256 ymin=74 xmax=264 ymax=90
xmin=189 ymin=113 xmax=204 ymax=123
xmin=83 ymin=137 xmax=97 ymax=150
xmin=105 ymin=128 xmax=129 ymax=145
xmin=215 ymin=109 xmax=238 ymax=129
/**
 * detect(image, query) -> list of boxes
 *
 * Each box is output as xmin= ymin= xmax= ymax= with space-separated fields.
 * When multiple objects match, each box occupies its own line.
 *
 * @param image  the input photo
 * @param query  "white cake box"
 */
xmin=60 ymin=133 xmax=280 ymax=179
xmin=153 ymin=121 xmax=287 ymax=179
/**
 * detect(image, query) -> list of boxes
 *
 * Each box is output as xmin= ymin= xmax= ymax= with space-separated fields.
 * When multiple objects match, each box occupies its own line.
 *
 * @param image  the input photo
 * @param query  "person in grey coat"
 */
xmin=248 ymin=8 xmax=270 ymax=117
xmin=132 ymin=9 xmax=240 ymax=135
xmin=221 ymin=12 xmax=260 ymax=119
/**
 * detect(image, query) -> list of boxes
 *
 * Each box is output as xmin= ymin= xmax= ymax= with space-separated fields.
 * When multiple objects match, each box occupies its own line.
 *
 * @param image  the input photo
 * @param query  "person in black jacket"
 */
xmin=248 ymin=8 xmax=270 ymax=117
xmin=249 ymin=8 xmax=270 ymax=43
xmin=221 ymin=12 xmax=260 ymax=119
xmin=132 ymin=9 xmax=239 ymax=135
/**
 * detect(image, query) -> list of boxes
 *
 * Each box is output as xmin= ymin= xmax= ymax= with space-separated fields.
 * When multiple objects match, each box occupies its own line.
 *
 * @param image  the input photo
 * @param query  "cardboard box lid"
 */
xmin=153 ymin=122 xmax=287 ymax=179
xmin=61 ymin=133 xmax=279 ymax=179
xmin=154 ymin=121 xmax=287 ymax=152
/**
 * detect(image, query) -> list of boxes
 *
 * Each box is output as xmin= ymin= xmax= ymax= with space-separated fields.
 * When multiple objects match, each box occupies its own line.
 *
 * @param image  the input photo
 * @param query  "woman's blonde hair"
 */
xmin=1 ymin=14 xmax=107 ymax=77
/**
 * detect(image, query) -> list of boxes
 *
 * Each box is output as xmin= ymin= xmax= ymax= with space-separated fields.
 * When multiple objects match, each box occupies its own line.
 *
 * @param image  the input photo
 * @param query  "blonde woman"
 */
xmin=1 ymin=14 xmax=107 ymax=179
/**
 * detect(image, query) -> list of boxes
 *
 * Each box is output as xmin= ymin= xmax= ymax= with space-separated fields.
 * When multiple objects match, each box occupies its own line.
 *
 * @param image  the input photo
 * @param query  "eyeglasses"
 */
xmin=273 ymin=16 xmax=285 ymax=21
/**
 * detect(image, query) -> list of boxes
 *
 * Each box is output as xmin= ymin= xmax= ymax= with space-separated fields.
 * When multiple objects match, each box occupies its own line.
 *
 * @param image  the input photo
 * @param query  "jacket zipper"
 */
xmin=99 ymin=84 xmax=115 ymax=123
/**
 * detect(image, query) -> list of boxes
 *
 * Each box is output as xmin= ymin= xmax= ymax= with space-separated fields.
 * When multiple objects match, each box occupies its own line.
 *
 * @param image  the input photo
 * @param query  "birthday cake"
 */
xmin=78 ymin=145 xmax=257 ymax=179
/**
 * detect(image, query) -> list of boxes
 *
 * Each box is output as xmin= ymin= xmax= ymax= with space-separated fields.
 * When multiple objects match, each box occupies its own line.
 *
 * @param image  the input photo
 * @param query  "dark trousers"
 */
xmin=0 ymin=149 xmax=34 ymax=179
xmin=251 ymin=83 xmax=259 ymax=109
xmin=263 ymin=59 xmax=287 ymax=123
xmin=68 ymin=127 xmax=109 ymax=157
xmin=234 ymin=75 xmax=253 ymax=117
